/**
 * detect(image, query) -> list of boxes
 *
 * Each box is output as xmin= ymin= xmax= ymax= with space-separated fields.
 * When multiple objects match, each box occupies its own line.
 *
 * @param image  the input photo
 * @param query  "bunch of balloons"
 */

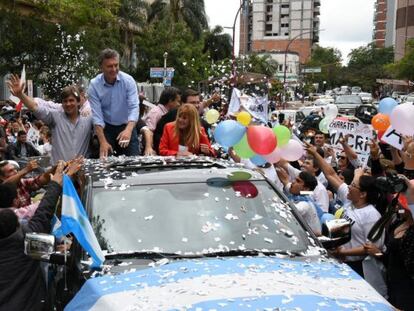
xmin=372 ymin=97 xmax=401 ymax=136
xmin=319 ymin=104 xmax=338 ymax=134
xmin=213 ymin=111 xmax=304 ymax=165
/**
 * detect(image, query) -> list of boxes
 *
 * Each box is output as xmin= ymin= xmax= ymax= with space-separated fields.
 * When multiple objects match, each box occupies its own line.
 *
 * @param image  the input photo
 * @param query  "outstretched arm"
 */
xmin=305 ymin=142 xmax=344 ymax=191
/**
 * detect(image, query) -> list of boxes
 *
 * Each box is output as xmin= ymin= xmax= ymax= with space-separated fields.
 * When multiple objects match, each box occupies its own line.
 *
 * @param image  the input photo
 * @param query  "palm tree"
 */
xmin=118 ymin=0 xmax=148 ymax=69
xmin=148 ymin=0 xmax=208 ymax=39
xmin=203 ymin=26 xmax=232 ymax=62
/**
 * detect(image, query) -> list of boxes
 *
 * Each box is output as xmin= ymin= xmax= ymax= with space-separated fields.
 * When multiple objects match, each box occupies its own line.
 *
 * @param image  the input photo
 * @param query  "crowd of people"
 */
xmin=0 ymin=48 xmax=413 ymax=310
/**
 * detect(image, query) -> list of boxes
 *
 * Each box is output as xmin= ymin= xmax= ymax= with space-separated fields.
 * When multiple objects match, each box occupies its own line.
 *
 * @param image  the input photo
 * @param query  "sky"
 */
xmin=204 ymin=0 xmax=376 ymax=64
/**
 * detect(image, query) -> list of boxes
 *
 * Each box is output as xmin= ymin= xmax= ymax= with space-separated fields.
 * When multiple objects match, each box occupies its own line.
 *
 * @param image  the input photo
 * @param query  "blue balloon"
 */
xmin=213 ymin=120 xmax=246 ymax=148
xmin=378 ymin=97 xmax=398 ymax=115
xmin=320 ymin=213 xmax=335 ymax=224
xmin=250 ymin=155 xmax=267 ymax=166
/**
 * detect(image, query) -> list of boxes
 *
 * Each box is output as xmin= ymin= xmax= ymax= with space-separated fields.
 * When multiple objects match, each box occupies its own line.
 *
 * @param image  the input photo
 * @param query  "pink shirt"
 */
xmin=13 ymin=202 xmax=40 ymax=222
xmin=144 ymin=104 xmax=168 ymax=131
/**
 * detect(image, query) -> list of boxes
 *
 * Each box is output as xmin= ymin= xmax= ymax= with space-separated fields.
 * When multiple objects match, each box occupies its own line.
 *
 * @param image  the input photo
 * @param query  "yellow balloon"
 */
xmin=237 ymin=111 xmax=252 ymax=126
xmin=205 ymin=109 xmax=220 ymax=124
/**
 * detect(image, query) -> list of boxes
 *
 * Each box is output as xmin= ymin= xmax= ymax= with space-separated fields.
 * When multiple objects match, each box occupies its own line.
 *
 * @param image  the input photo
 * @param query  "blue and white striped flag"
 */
xmin=61 ymin=175 xmax=104 ymax=268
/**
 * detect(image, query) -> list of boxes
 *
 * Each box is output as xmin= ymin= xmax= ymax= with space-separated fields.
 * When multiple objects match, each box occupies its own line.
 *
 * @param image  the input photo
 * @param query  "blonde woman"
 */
xmin=159 ymin=104 xmax=214 ymax=156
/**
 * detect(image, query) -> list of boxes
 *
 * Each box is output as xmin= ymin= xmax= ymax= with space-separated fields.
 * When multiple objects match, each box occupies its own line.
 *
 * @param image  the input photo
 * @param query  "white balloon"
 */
xmin=325 ymin=104 xmax=338 ymax=119
xmin=279 ymin=140 xmax=304 ymax=162
xmin=390 ymin=103 xmax=414 ymax=135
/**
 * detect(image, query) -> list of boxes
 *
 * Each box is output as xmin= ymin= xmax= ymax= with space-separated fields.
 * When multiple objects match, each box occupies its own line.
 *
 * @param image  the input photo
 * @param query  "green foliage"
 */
xmin=244 ymin=54 xmax=278 ymax=78
xmin=386 ymin=39 xmax=414 ymax=81
xmin=304 ymin=45 xmax=342 ymax=90
xmin=148 ymin=0 xmax=208 ymax=40
xmin=345 ymin=43 xmax=394 ymax=91
xmin=134 ymin=20 xmax=210 ymax=88
xmin=40 ymin=26 xmax=95 ymax=101
xmin=203 ymin=26 xmax=232 ymax=62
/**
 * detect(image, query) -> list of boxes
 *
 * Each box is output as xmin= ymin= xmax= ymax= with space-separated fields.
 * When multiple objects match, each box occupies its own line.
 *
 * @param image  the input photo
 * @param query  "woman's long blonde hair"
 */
xmin=174 ymin=104 xmax=202 ymax=149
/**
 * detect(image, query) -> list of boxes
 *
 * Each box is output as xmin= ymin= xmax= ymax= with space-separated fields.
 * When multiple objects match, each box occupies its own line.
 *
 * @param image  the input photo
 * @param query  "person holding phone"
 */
xmin=159 ymin=104 xmax=215 ymax=157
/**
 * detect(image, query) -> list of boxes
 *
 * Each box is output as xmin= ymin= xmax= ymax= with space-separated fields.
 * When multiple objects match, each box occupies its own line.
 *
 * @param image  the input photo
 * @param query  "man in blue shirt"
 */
xmin=88 ymin=49 xmax=139 ymax=158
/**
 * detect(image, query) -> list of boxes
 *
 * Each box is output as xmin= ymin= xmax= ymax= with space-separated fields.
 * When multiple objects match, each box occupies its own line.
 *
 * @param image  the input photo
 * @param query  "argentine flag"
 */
xmin=61 ymin=175 xmax=105 ymax=268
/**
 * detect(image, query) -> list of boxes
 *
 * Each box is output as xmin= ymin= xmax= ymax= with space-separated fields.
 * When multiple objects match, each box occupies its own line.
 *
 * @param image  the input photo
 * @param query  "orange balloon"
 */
xmin=371 ymin=113 xmax=390 ymax=131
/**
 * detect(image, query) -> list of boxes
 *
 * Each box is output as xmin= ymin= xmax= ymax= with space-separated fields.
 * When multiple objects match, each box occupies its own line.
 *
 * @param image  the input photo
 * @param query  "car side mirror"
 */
xmin=24 ymin=233 xmax=67 ymax=264
xmin=318 ymin=219 xmax=351 ymax=249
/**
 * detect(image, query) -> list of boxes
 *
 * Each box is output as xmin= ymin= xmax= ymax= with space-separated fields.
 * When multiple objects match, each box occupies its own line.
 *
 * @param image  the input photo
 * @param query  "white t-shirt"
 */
xmin=295 ymin=201 xmax=321 ymax=236
xmin=287 ymin=164 xmax=329 ymax=212
xmin=337 ymin=183 xmax=384 ymax=262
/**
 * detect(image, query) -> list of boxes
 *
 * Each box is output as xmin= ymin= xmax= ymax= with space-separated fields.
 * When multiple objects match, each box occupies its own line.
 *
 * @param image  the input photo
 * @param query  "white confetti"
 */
xmin=225 ymin=213 xmax=239 ymax=220
xmin=131 ymin=208 xmax=136 ymax=213
xmin=264 ymin=238 xmax=273 ymax=244
xmin=144 ymin=215 xmax=154 ymax=221
xmin=182 ymin=237 xmax=188 ymax=243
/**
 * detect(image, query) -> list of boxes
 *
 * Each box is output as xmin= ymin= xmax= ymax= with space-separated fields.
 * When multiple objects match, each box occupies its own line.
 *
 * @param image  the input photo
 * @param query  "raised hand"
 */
xmin=6 ymin=74 xmax=25 ymax=98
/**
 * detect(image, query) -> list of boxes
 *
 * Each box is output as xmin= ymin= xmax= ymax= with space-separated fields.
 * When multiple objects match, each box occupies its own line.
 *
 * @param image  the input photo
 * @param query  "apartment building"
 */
xmin=239 ymin=0 xmax=321 ymax=64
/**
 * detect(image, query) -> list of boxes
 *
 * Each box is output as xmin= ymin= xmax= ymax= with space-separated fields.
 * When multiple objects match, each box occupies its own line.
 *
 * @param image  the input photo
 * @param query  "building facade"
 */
xmin=395 ymin=0 xmax=414 ymax=60
xmin=373 ymin=0 xmax=396 ymax=48
xmin=239 ymin=0 xmax=320 ymax=64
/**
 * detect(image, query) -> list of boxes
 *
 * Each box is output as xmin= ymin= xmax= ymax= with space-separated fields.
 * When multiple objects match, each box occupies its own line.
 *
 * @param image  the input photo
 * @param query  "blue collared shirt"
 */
xmin=88 ymin=71 xmax=139 ymax=127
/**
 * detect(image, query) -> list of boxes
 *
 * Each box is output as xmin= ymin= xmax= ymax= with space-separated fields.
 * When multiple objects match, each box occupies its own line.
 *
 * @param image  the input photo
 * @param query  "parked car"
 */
xmin=403 ymin=93 xmax=414 ymax=104
xmin=359 ymin=92 xmax=373 ymax=104
xmin=351 ymin=86 xmax=362 ymax=95
xmin=299 ymin=105 xmax=326 ymax=117
xmin=335 ymin=94 xmax=363 ymax=115
xmin=269 ymin=109 xmax=305 ymax=127
xmin=25 ymin=157 xmax=392 ymax=310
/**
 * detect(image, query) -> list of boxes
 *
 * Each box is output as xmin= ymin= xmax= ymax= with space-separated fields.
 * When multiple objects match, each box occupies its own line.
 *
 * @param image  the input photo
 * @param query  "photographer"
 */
xmin=363 ymin=175 xmax=414 ymax=310
xmin=306 ymin=143 xmax=384 ymax=277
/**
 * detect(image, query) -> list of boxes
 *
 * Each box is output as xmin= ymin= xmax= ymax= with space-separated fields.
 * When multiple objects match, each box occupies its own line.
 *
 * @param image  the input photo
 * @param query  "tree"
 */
xmin=345 ymin=43 xmax=394 ymax=91
xmin=304 ymin=45 xmax=342 ymax=90
xmin=244 ymin=53 xmax=279 ymax=78
xmin=134 ymin=19 xmax=210 ymax=88
xmin=39 ymin=26 xmax=95 ymax=101
xmin=148 ymin=0 xmax=208 ymax=39
xmin=386 ymin=39 xmax=414 ymax=81
xmin=203 ymin=26 xmax=232 ymax=62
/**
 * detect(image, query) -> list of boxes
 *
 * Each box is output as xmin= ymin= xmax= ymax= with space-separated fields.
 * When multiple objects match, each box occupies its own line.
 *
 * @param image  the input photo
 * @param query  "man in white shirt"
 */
xmin=277 ymin=169 xmax=322 ymax=236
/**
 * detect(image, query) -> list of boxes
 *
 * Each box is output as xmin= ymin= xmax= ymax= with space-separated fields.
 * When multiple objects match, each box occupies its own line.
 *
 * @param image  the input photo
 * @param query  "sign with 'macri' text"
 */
xmin=328 ymin=117 xmax=373 ymax=167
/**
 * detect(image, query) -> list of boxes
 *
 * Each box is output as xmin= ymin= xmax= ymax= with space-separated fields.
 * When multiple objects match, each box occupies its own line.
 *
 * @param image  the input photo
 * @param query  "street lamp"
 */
xmin=283 ymin=29 xmax=324 ymax=108
xmin=163 ymin=51 xmax=168 ymax=86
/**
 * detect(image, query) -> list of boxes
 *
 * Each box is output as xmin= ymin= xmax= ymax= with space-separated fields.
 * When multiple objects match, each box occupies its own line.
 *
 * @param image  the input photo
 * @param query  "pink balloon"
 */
xmin=263 ymin=148 xmax=282 ymax=163
xmin=390 ymin=103 xmax=414 ymax=135
xmin=247 ymin=126 xmax=277 ymax=155
xmin=278 ymin=140 xmax=304 ymax=161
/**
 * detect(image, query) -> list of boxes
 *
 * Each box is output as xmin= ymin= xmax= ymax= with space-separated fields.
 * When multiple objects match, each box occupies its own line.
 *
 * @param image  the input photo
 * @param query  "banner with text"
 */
xmin=328 ymin=117 xmax=373 ymax=167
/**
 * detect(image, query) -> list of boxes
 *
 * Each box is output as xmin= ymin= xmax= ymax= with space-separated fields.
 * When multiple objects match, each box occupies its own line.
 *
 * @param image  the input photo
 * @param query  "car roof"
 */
xmin=83 ymin=156 xmax=266 ymax=187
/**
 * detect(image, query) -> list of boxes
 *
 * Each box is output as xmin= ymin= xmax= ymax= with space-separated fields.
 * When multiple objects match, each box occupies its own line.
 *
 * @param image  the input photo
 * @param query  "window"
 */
xmin=281 ymin=14 xmax=289 ymax=18
xmin=267 ymin=5 xmax=272 ymax=12
xmin=266 ymin=24 xmax=273 ymax=31
xmin=281 ymin=23 xmax=289 ymax=28
xmin=281 ymin=4 xmax=289 ymax=8
xmin=266 ymin=15 xmax=273 ymax=21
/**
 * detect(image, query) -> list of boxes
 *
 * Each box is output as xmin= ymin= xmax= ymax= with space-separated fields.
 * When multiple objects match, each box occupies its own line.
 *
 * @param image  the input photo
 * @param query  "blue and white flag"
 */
xmin=61 ymin=175 xmax=104 ymax=268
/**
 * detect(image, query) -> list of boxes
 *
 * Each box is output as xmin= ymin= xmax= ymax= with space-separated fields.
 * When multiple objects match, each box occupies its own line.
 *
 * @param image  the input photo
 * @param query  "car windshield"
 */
xmin=335 ymin=95 xmax=362 ymax=104
xmin=91 ymin=179 xmax=311 ymax=256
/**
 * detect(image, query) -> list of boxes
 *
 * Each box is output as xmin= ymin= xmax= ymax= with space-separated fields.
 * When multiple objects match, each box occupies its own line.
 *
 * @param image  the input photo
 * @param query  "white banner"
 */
xmin=381 ymin=126 xmax=403 ymax=150
xmin=328 ymin=117 xmax=373 ymax=167
xmin=227 ymin=88 xmax=241 ymax=115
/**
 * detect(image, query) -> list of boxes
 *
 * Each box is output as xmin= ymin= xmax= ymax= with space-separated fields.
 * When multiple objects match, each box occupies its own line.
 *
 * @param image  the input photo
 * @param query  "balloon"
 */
xmin=319 ymin=117 xmax=331 ymax=134
xmin=250 ymin=154 xmax=267 ymax=166
xmin=272 ymin=125 xmax=291 ymax=147
xmin=371 ymin=113 xmax=390 ymax=131
xmin=237 ymin=111 xmax=252 ymax=126
xmin=279 ymin=139 xmax=304 ymax=161
xmin=213 ymin=120 xmax=246 ymax=148
xmin=378 ymin=97 xmax=398 ymax=115
xmin=325 ymin=104 xmax=338 ymax=119
xmin=233 ymin=134 xmax=256 ymax=159
xmin=263 ymin=148 xmax=282 ymax=163
xmin=390 ymin=103 xmax=414 ymax=135
xmin=247 ymin=126 xmax=277 ymax=155
xmin=205 ymin=109 xmax=220 ymax=124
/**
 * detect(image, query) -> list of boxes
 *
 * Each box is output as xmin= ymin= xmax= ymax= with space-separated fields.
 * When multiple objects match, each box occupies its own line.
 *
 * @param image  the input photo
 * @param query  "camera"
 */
xmin=375 ymin=172 xmax=407 ymax=193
